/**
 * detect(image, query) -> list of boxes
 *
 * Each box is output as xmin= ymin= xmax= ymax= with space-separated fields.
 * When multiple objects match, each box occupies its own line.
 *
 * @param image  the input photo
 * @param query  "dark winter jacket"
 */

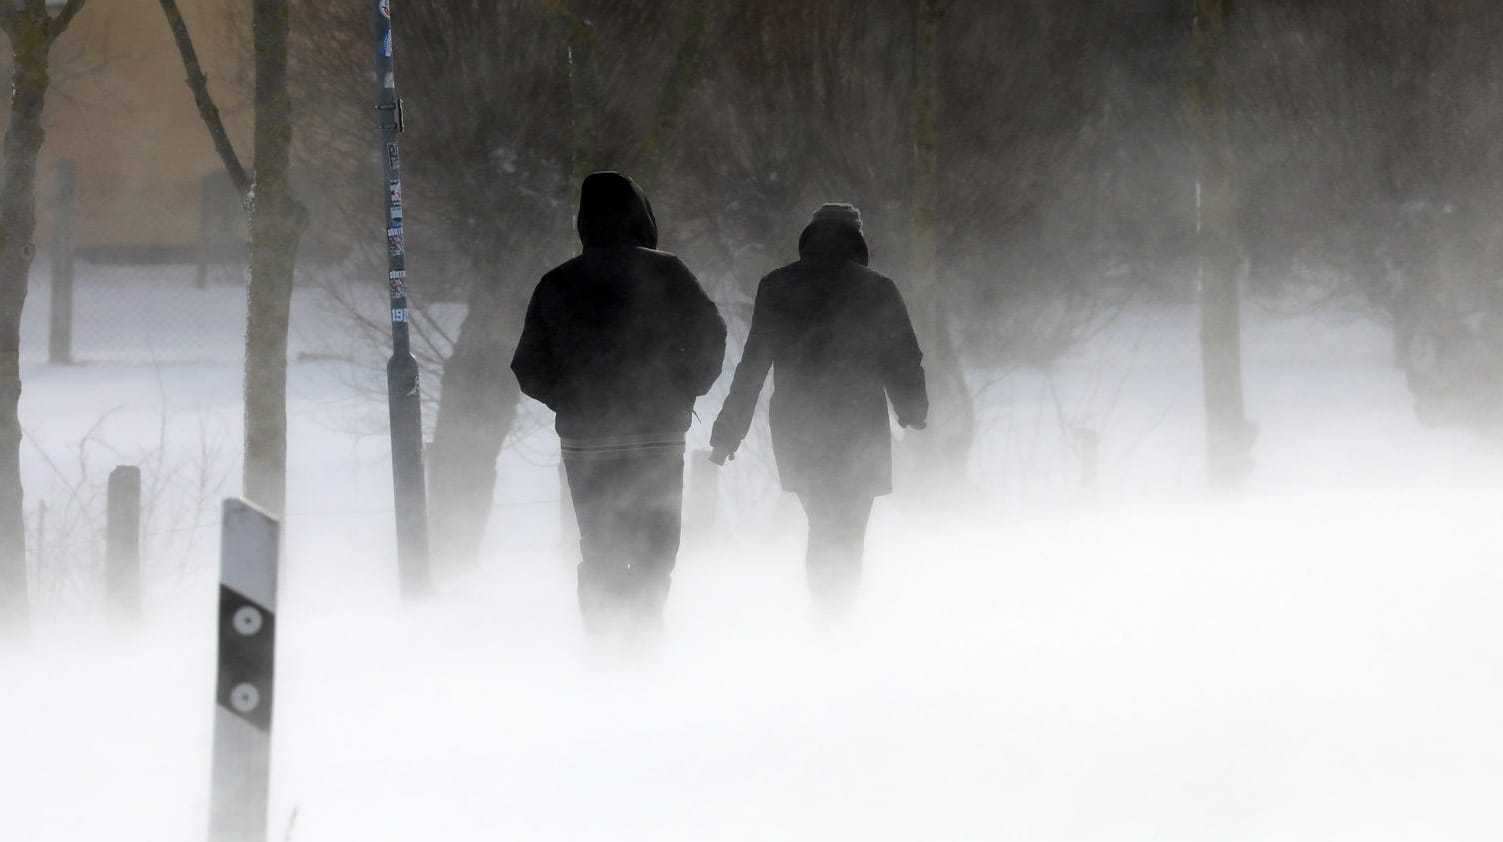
xmin=511 ymin=172 xmax=726 ymax=445
xmin=710 ymin=218 xmax=927 ymax=496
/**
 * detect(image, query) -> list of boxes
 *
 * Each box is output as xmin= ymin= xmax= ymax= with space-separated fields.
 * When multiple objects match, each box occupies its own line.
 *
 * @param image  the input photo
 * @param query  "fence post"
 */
xmin=209 ymin=498 xmax=280 ymax=842
xmin=49 ymin=158 xmax=75 ymax=365
xmin=106 ymin=465 xmax=141 ymax=619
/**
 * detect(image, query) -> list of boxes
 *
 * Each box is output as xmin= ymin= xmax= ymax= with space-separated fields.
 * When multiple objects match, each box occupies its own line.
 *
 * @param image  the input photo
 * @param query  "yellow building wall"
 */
xmin=28 ymin=0 xmax=252 ymax=247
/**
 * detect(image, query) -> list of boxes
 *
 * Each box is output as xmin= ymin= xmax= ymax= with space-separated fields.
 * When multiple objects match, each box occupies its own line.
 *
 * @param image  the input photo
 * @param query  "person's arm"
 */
xmin=710 ymin=278 xmax=776 ymax=462
xmin=510 ymin=278 xmax=559 ymax=410
xmin=878 ymin=277 xmax=928 ymax=429
xmin=673 ymin=257 xmax=727 ymax=398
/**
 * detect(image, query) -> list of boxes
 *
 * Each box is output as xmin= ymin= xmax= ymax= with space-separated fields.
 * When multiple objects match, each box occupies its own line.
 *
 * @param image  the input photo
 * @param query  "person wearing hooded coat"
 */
xmin=710 ymin=203 xmax=927 ymax=612
xmin=511 ymin=172 xmax=726 ymax=634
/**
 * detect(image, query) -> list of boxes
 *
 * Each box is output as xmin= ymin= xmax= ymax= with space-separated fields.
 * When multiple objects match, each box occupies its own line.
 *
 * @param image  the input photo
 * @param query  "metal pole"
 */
xmin=373 ymin=0 xmax=430 ymax=597
xmin=196 ymin=173 xmax=212 ymax=290
xmin=48 ymin=158 xmax=75 ymax=364
xmin=209 ymin=498 xmax=280 ymax=842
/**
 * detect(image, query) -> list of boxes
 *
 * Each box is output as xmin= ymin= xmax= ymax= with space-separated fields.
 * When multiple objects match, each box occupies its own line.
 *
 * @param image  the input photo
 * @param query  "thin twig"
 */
xmin=157 ymin=0 xmax=251 ymax=200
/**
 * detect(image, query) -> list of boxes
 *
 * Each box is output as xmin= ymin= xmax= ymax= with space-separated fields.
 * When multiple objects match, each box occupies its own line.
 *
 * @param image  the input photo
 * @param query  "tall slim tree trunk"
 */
xmin=1189 ymin=0 xmax=1253 ymax=488
xmin=0 ymin=16 xmax=52 ymax=633
xmin=422 ymin=13 xmax=586 ymax=574
xmin=907 ymin=0 xmax=973 ymax=492
xmin=0 ymin=0 xmax=85 ymax=633
xmin=426 ymin=283 xmax=524 ymax=572
xmin=242 ymin=0 xmax=307 ymax=516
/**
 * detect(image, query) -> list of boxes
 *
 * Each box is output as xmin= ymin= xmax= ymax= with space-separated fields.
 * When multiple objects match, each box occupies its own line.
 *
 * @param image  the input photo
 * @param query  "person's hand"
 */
xmin=709 ymin=447 xmax=734 ymax=465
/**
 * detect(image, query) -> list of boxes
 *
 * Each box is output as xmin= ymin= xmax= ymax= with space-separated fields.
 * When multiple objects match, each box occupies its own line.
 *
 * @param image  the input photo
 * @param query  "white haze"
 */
xmin=3 ymin=266 xmax=1502 ymax=841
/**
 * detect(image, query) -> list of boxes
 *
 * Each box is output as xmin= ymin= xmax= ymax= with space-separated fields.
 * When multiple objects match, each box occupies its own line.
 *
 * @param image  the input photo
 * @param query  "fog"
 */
xmin=4 ymin=267 xmax=1501 ymax=840
xmin=6 ymin=1 xmax=1503 ymax=840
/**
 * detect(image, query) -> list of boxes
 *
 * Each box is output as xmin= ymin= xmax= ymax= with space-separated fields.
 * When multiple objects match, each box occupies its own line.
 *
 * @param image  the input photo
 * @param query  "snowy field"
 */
xmin=4 ymin=264 xmax=1502 ymax=841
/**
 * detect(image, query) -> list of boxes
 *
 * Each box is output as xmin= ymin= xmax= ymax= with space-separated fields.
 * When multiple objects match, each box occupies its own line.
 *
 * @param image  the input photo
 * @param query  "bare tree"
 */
xmin=291 ymin=1 xmax=722 ymax=569
xmin=906 ymin=0 xmax=973 ymax=489
xmin=1219 ymin=0 xmax=1503 ymax=431
xmin=159 ymin=0 xmax=307 ymax=516
xmin=292 ymin=2 xmax=1260 ymax=552
xmin=0 ymin=0 xmax=88 ymax=634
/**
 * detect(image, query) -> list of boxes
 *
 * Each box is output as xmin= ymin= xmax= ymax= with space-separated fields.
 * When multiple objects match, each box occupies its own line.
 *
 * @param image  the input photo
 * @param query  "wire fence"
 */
xmin=24 ymin=486 xmax=567 ymax=613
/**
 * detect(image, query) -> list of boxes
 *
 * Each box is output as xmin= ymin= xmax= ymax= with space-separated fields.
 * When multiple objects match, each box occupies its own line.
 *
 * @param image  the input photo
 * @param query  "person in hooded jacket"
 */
xmin=710 ymin=203 xmax=927 ymax=613
xmin=512 ymin=172 xmax=726 ymax=635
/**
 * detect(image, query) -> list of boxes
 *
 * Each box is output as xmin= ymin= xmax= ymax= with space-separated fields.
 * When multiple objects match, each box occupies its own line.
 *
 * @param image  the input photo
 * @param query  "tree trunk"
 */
xmin=427 ymin=6 xmax=615 ymax=573
xmin=1189 ymin=0 xmax=1253 ymax=488
xmin=0 ymin=15 xmax=56 ymax=634
xmin=905 ymin=0 xmax=974 ymax=493
xmin=242 ymin=0 xmax=307 ymax=516
xmin=425 ymin=281 xmax=524 ymax=572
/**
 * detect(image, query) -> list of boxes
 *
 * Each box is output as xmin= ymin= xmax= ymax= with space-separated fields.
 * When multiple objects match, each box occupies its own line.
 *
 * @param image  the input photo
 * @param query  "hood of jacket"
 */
xmin=577 ymin=171 xmax=659 ymax=250
xmin=797 ymin=219 xmax=869 ymax=266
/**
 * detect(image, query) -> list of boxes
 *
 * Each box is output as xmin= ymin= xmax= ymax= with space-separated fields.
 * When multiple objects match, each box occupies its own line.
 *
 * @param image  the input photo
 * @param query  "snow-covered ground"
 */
xmin=3 ymin=264 xmax=1501 ymax=841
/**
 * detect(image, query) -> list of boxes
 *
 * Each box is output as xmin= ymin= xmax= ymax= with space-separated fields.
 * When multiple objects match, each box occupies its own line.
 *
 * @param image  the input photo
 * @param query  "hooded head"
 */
xmin=577 ymin=171 xmax=659 ymax=250
xmin=798 ymin=202 xmax=869 ymax=266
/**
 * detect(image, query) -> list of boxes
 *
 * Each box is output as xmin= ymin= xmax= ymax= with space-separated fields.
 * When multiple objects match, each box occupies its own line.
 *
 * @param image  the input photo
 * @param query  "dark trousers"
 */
xmin=564 ymin=453 xmax=684 ymax=633
xmin=796 ymin=490 xmax=874 ymax=612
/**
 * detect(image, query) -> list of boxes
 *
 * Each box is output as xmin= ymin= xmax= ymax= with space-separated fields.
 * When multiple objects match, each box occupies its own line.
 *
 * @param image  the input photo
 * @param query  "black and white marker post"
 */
xmin=209 ymin=499 xmax=280 ymax=842
xmin=373 ymin=0 xmax=430 ymax=597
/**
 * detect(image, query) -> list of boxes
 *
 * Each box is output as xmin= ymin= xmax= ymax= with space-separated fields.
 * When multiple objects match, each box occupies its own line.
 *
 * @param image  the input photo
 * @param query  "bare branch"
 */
xmin=156 ymin=0 xmax=252 ymax=201
xmin=47 ymin=0 xmax=85 ymax=40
